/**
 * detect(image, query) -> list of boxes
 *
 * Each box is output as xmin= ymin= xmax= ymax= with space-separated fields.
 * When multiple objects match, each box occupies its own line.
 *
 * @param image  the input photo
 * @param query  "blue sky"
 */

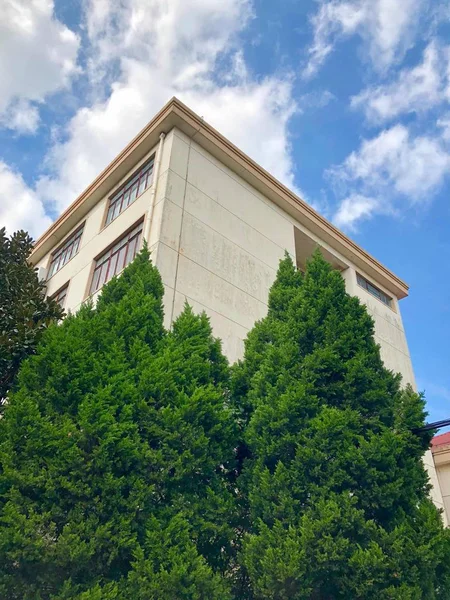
xmin=1 ymin=0 xmax=450 ymax=423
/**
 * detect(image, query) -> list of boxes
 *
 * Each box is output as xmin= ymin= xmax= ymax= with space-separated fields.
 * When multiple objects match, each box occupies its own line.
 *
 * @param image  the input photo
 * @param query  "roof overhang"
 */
xmin=432 ymin=444 xmax=450 ymax=466
xmin=432 ymin=432 xmax=450 ymax=466
xmin=30 ymin=97 xmax=409 ymax=299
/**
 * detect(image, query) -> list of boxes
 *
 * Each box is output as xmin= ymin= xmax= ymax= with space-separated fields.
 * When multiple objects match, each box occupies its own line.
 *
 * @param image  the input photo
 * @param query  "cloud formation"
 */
xmin=0 ymin=0 xmax=80 ymax=134
xmin=0 ymin=162 xmax=52 ymax=238
xmin=29 ymin=0 xmax=298 ymax=230
xmin=351 ymin=43 xmax=449 ymax=124
xmin=331 ymin=125 xmax=450 ymax=229
xmin=1 ymin=0 xmax=448 ymax=238
xmin=304 ymin=0 xmax=424 ymax=78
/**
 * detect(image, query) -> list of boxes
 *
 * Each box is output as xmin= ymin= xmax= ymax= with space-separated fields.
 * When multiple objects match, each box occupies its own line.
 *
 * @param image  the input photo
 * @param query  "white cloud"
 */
xmin=304 ymin=0 xmax=423 ymax=78
xmin=445 ymin=46 xmax=450 ymax=101
xmin=0 ymin=0 xmax=80 ymax=133
xmin=437 ymin=114 xmax=450 ymax=141
xmin=304 ymin=1 xmax=365 ymax=78
xmin=333 ymin=194 xmax=379 ymax=229
xmin=0 ymin=162 xmax=51 ymax=238
xmin=0 ymin=100 xmax=40 ymax=135
xmin=330 ymin=124 xmax=450 ymax=228
xmin=181 ymin=76 xmax=296 ymax=188
xmin=298 ymin=89 xmax=336 ymax=110
xmin=36 ymin=0 xmax=298 ymax=217
xmin=340 ymin=125 xmax=450 ymax=198
xmin=351 ymin=42 xmax=447 ymax=123
xmin=84 ymin=0 xmax=252 ymax=74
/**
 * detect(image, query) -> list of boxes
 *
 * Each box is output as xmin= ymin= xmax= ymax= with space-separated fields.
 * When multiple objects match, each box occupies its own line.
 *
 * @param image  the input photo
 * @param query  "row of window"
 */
xmin=47 ymin=153 xmax=394 ymax=312
xmin=106 ymin=159 xmax=154 ymax=226
xmin=48 ymin=226 xmax=83 ymax=278
xmin=356 ymin=273 xmax=392 ymax=307
xmin=51 ymin=221 xmax=143 ymax=308
xmin=48 ymin=156 xmax=154 ymax=280
xmin=90 ymin=222 xmax=143 ymax=294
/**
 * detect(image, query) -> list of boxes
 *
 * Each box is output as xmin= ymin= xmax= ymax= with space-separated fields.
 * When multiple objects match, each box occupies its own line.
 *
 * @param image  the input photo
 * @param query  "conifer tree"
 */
xmin=0 ymin=248 xmax=237 ymax=599
xmin=234 ymin=251 xmax=450 ymax=599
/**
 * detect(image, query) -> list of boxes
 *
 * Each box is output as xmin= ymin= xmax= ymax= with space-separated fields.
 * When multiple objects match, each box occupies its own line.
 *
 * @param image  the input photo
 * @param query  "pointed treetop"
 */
xmin=234 ymin=248 xmax=450 ymax=599
xmin=267 ymin=251 xmax=302 ymax=320
xmin=95 ymin=245 xmax=165 ymax=351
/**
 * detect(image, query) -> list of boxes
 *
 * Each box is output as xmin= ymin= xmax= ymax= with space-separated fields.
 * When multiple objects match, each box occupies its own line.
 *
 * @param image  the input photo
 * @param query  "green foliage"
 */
xmin=233 ymin=250 xmax=450 ymax=599
xmin=0 ymin=228 xmax=63 ymax=404
xmin=0 ymin=247 xmax=237 ymax=599
xmin=2 ymin=242 xmax=448 ymax=599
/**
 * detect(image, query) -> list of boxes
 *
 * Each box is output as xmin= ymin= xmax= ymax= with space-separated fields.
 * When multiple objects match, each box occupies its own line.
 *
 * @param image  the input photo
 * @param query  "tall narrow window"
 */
xmin=356 ymin=273 xmax=392 ymax=307
xmin=90 ymin=221 xmax=143 ymax=294
xmin=51 ymin=283 xmax=69 ymax=309
xmin=48 ymin=225 xmax=84 ymax=278
xmin=105 ymin=157 xmax=154 ymax=226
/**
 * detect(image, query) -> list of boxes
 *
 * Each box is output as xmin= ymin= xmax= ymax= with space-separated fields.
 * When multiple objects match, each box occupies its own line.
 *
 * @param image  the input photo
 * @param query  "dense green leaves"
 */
xmin=0 ymin=248 xmax=237 ymax=599
xmin=0 ymin=228 xmax=63 ymax=404
xmin=1 ymin=244 xmax=448 ymax=598
xmin=234 ymin=251 xmax=450 ymax=599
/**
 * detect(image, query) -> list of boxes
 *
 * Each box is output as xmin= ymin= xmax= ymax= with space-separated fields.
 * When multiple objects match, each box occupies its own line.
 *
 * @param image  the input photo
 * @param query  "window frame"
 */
xmin=51 ymin=282 xmax=69 ymax=309
xmin=104 ymin=156 xmax=155 ymax=227
xmin=89 ymin=220 xmax=144 ymax=296
xmin=47 ymin=224 xmax=85 ymax=280
xmin=356 ymin=273 xmax=393 ymax=308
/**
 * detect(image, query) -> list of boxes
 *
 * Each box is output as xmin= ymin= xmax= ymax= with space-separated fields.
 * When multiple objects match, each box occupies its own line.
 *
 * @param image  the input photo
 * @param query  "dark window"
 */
xmin=357 ymin=273 xmax=392 ymax=307
xmin=90 ymin=222 xmax=143 ymax=294
xmin=105 ymin=158 xmax=154 ymax=226
xmin=48 ymin=225 xmax=84 ymax=278
xmin=52 ymin=283 xmax=69 ymax=309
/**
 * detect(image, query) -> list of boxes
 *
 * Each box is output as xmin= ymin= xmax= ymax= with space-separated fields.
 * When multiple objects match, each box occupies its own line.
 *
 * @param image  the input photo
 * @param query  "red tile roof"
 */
xmin=431 ymin=431 xmax=450 ymax=450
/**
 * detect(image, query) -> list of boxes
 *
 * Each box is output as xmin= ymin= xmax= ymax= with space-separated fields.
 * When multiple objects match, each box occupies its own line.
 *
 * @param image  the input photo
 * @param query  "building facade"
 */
xmin=431 ymin=433 xmax=450 ymax=522
xmin=29 ymin=97 xmax=447 ymax=524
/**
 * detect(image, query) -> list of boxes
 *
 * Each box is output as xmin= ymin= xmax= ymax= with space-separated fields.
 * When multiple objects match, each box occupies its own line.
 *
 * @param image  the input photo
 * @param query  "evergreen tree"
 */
xmin=0 ymin=248 xmax=237 ymax=599
xmin=234 ymin=251 xmax=450 ymax=599
xmin=0 ymin=228 xmax=63 ymax=405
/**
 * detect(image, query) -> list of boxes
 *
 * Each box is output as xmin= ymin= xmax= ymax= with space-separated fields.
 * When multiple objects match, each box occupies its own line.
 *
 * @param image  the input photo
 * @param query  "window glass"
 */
xmin=90 ymin=222 xmax=143 ymax=294
xmin=48 ymin=226 xmax=84 ymax=278
xmin=105 ymin=157 xmax=154 ymax=226
xmin=52 ymin=283 xmax=69 ymax=308
xmin=357 ymin=273 xmax=392 ymax=307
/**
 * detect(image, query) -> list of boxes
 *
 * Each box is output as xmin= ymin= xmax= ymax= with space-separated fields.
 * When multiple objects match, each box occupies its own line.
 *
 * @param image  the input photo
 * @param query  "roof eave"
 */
xmin=30 ymin=96 xmax=409 ymax=299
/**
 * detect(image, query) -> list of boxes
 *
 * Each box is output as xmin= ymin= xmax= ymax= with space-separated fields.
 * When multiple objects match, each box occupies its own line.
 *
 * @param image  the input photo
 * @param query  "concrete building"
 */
xmin=431 ymin=433 xmax=450 ymax=523
xmin=29 ymin=97 xmax=447 ymax=524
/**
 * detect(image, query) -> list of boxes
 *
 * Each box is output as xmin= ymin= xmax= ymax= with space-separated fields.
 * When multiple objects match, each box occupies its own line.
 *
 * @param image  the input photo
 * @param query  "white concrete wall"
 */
xmin=427 ymin=451 xmax=448 ymax=524
xmin=37 ymin=139 xmax=164 ymax=312
xmin=436 ymin=462 xmax=450 ymax=523
xmin=152 ymin=128 xmax=295 ymax=362
xmin=156 ymin=129 xmax=417 ymax=377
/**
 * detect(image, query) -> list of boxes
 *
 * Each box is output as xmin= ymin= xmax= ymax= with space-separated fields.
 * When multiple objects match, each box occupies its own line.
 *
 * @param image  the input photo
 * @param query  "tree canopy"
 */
xmin=1 ymin=244 xmax=448 ymax=599
xmin=0 ymin=228 xmax=63 ymax=404
xmin=0 ymin=248 xmax=237 ymax=599
xmin=233 ymin=251 xmax=450 ymax=599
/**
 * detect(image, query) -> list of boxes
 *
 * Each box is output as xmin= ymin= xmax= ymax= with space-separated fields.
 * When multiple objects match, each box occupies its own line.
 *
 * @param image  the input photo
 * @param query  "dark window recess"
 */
xmin=48 ymin=226 xmax=84 ymax=278
xmin=90 ymin=222 xmax=143 ymax=294
xmin=105 ymin=158 xmax=154 ymax=225
xmin=357 ymin=273 xmax=392 ymax=307
xmin=52 ymin=284 xmax=69 ymax=309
